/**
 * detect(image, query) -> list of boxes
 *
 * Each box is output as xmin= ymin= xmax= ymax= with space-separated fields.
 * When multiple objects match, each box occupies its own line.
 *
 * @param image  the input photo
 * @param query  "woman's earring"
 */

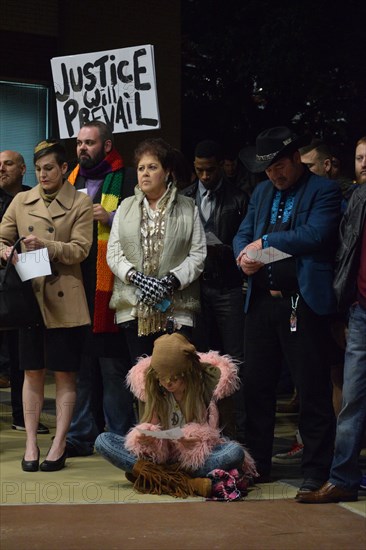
xmin=165 ymin=174 xmax=169 ymax=183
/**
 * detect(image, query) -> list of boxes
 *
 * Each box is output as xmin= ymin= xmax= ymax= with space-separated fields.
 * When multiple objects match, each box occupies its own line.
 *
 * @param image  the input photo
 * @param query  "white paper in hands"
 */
xmin=136 ymin=427 xmax=184 ymax=440
xmin=246 ymin=246 xmax=292 ymax=264
xmin=15 ymin=248 xmax=52 ymax=281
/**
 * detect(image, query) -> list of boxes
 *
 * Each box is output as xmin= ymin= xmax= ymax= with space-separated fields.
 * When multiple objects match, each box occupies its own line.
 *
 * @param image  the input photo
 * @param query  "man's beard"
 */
xmin=78 ymin=149 xmax=105 ymax=168
xmin=357 ymin=172 xmax=366 ymax=184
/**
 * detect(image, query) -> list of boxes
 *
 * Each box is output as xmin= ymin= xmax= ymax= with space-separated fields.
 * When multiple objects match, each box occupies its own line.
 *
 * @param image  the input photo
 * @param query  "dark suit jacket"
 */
xmin=0 ymin=188 xmax=12 ymax=222
xmin=233 ymin=170 xmax=342 ymax=315
xmin=183 ymin=178 xmax=248 ymax=288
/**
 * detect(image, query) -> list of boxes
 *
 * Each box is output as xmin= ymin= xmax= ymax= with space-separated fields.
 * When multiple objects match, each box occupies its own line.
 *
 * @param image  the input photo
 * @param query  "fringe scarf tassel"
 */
xmin=132 ymin=460 xmax=196 ymax=499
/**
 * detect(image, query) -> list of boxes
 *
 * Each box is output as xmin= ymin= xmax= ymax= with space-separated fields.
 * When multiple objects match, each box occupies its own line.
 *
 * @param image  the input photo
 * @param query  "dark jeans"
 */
xmin=330 ymin=303 xmax=366 ymax=491
xmin=67 ymin=328 xmax=136 ymax=454
xmin=244 ymin=291 xmax=335 ymax=479
xmin=194 ymin=284 xmax=246 ymax=442
xmin=67 ymin=353 xmax=136 ymax=454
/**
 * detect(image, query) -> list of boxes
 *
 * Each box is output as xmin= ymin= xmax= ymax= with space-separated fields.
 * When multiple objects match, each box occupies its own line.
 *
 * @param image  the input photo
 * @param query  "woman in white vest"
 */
xmin=107 ymin=138 xmax=206 ymax=363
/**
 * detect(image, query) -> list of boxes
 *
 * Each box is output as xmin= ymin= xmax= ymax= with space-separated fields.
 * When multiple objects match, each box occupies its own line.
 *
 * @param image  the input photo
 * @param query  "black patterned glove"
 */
xmin=160 ymin=273 xmax=180 ymax=295
xmin=130 ymin=271 xmax=167 ymax=306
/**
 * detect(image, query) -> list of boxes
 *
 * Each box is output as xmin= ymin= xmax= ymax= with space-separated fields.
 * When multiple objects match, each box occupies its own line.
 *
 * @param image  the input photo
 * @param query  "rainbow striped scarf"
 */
xmin=68 ymin=148 xmax=124 ymax=333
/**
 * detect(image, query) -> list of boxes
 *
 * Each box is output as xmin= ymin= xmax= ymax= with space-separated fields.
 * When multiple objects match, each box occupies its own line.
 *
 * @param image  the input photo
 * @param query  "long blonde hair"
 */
xmin=141 ymin=357 xmax=212 ymax=428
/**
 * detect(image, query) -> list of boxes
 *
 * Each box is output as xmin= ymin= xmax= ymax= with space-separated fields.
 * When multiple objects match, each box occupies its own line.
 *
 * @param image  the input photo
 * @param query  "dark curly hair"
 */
xmin=134 ymin=138 xmax=175 ymax=172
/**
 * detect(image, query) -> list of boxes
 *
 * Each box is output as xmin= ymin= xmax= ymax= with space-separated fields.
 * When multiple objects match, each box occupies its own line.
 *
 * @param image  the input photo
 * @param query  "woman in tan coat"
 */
xmin=0 ymin=140 xmax=93 ymax=472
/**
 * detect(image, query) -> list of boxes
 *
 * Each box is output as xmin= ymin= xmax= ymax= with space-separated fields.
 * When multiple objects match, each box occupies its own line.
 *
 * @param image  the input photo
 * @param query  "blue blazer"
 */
xmin=233 ymin=172 xmax=342 ymax=315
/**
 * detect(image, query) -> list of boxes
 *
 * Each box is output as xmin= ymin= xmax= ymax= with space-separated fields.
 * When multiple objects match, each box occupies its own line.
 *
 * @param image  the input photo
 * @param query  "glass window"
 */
xmin=0 ymin=81 xmax=49 ymax=186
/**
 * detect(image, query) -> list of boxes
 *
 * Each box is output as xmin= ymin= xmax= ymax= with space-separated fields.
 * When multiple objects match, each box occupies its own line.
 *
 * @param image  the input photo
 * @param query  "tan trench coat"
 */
xmin=0 ymin=182 xmax=93 ymax=328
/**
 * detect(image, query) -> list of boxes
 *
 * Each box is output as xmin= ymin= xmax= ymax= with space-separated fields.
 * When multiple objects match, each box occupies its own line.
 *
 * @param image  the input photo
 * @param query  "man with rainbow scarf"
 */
xmin=66 ymin=121 xmax=136 ymax=457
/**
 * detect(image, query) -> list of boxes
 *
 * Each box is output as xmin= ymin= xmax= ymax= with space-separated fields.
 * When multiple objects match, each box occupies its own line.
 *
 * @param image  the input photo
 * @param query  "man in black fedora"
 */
xmin=233 ymin=126 xmax=342 ymax=497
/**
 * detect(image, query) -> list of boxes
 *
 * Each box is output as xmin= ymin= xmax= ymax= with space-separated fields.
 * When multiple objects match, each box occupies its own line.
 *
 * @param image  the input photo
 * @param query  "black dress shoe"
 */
xmin=21 ymin=447 xmax=40 ymax=472
xmin=65 ymin=442 xmax=94 ymax=457
xmin=40 ymin=449 xmax=67 ymax=472
xmin=12 ymin=421 xmax=50 ymax=435
xmin=252 ymin=474 xmax=272 ymax=485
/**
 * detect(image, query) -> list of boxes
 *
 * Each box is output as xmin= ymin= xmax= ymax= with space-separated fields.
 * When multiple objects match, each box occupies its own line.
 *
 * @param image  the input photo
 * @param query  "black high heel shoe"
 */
xmin=40 ymin=449 xmax=67 ymax=472
xmin=21 ymin=447 xmax=40 ymax=472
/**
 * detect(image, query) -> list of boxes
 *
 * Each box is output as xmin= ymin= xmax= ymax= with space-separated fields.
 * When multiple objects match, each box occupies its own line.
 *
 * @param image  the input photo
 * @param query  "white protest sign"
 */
xmin=51 ymin=45 xmax=160 ymax=138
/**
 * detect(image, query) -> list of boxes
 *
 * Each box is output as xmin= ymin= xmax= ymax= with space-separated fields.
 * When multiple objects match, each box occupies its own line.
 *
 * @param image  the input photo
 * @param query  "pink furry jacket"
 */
xmin=124 ymin=351 xmax=244 ymax=472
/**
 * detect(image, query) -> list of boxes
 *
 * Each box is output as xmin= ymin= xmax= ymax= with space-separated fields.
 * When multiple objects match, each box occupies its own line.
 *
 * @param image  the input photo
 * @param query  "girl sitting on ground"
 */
xmin=95 ymin=332 xmax=256 ymax=499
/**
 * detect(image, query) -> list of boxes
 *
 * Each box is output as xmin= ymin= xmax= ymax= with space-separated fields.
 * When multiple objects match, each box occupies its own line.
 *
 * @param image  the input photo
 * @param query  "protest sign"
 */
xmin=51 ymin=44 xmax=160 ymax=138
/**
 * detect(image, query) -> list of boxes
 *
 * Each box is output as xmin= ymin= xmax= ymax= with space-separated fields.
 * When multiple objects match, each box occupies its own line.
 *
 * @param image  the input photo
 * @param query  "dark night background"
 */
xmin=1 ymin=0 xmax=365 ymax=173
xmin=181 ymin=0 xmax=366 ymax=172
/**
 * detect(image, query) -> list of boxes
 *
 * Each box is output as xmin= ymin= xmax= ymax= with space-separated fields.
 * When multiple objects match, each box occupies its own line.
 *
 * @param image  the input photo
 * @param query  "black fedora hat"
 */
xmin=239 ymin=127 xmax=309 ymax=173
xmin=238 ymin=146 xmax=258 ymax=173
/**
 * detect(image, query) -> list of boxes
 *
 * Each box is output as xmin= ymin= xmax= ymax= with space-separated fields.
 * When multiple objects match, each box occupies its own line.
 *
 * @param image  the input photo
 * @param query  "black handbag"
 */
xmin=0 ymin=236 xmax=43 ymax=329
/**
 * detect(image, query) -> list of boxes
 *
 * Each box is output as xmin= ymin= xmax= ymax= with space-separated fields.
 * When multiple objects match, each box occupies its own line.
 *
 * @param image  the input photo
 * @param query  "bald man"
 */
xmin=0 ymin=150 xmax=27 ymax=197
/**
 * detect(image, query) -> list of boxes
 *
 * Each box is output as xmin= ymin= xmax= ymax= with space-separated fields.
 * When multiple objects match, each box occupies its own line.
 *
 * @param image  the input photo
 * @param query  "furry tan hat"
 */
xmin=150 ymin=333 xmax=198 ymax=381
